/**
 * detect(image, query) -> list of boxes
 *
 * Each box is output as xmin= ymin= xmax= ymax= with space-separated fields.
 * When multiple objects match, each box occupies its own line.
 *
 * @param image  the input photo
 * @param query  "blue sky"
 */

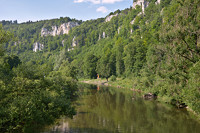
xmin=0 ymin=0 xmax=132 ymax=23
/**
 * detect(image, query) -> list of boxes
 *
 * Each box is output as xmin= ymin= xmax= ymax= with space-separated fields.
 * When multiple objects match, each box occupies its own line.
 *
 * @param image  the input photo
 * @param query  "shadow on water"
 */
xmin=41 ymin=83 xmax=200 ymax=133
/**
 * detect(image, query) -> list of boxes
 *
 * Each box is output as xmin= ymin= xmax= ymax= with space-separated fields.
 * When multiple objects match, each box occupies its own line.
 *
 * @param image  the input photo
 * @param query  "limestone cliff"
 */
xmin=68 ymin=36 xmax=78 ymax=52
xmin=41 ymin=22 xmax=79 ymax=37
xmin=133 ymin=0 xmax=149 ymax=13
xmin=155 ymin=0 xmax=161 ymax=5
xmin=130 ymin=12 xmax=142 ymax=25
xmin=133 ymin=0 xmax=161 ymax=13
xmin=118 ymin=27 xmax=121 ymax=34
xmin=98 ymin=32 xmax=107 ymax=40
xmin=105 ymin=13 xmax=119 ymax=22
xmin=33 ymin=42 xmax=44 ymax=52
xmin=72 ymin=36 xmax=78 ymax=47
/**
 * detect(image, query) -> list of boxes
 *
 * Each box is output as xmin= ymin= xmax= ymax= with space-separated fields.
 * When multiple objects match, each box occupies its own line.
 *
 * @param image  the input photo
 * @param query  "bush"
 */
xmin=0 ymin=64 xmax=77 ymax=133
xmin=110 ymin=75 xmax=117 ymax=81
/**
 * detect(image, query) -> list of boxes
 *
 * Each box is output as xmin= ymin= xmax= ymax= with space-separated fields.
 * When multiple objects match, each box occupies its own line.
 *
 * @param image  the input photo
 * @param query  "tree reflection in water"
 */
xmin=42 ymin=84 xmax=200 ymax=133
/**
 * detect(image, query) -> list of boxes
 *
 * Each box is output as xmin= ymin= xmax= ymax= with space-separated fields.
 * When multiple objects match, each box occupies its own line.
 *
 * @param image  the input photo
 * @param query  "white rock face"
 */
xmin=52 ymin=26 xmax=58 ymax=36
xmin=105 ymin=13 xmax=119 ymax=22
xmin=14 ymin=41 xmax=19 ymax=46
xmin=130 ymin=12 xmax=142 ymax=25
xmin=130 ymin=18 xmax=136 ymax=25
xmin=68 ymin=36 xmax=78 ymax=52
xmin=72 ymin=36 xmax=78 ymax=47
xmin=33 ymin=42 xmax=44 ymax=52
xmin=133 ymin=0 xmax=149 ymax=13
xmin=155 ymin=0 xmax=161 ymax=5
xmin=41 ymin=28 xmax=50 ymax=37
xmin=62 ymin=40 xmax=65 ymax=47
xmin=118 ymin=27 xmax=121 ymax=34
xmin=67 ymin=48 xmax=74 ymax=52
xmin=98 ymin=32 xmax=107 ymax=40
xmin=41 ymin=22 xmax=79 ymax=37
xmin=102 ymin=32 xmax=106 ymax=38
xmin=130 ymin=29 xmax=133 ymax=34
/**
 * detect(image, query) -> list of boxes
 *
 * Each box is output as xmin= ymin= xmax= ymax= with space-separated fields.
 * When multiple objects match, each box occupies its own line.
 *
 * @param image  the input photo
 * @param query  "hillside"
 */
xmin=1 ymin=0 xmax=200 ymax=128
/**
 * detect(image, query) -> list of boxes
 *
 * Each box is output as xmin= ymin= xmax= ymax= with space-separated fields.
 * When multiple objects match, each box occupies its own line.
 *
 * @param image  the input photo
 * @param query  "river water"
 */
xmin=42 ymin=83 xmax=200 ymax=133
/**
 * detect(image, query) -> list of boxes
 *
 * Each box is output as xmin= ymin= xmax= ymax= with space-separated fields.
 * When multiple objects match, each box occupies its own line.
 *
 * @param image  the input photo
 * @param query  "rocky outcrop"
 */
xmin=130 ymin=12 xmax=142 ymax=25
xmin=72 ymin=36 xmax=78 ymax=47
xmin=105 ymin=13 xmax=119 ymax=22
xmin=171 ymin=99 xmax=187 ymax=108
xmin=41 ymin=22 xmax=79 ymax=37
xmin=143 ymin=93 xmax=157 ymax=100
xmin=14 ymin=41 xmax=20 ymax=46
xmin=118 ymin=27 xmax=121 ymax=34
xmin=68 ymin=36 xmax=78 ymax=52
xmin=130 ymin=29 xmax=133 ymax=34
xmin=130 ymin=18 xmax=136 ymax=25
xmin=102 ymin=32 xmax=106 ymax=38
xmin=41 ymin=28 xmax=49 ymax=37
xmin=67 ymin=48 xmax=74 ymax=52
xmin=62 ymin=40 xmax=65 ymax=47
xmin=155 ymin=0 xmax=161 ymax=5
xmin=133 ymin=0 xmax=149 ymax=13
xmin=98 ymin=32 xmax=107 ymax=40
xmin=33 ymin=42 xmax=44 ymax=52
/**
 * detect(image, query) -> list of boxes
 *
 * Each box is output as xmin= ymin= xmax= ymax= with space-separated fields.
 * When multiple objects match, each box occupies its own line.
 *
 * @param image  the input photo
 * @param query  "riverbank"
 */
xmin=79 ymin=78 xmax=200 ymax=121
xmin=44 ymin=82 xmax=200 ymax=133
xmin=79 ymin=78 xmax=135 ymax=90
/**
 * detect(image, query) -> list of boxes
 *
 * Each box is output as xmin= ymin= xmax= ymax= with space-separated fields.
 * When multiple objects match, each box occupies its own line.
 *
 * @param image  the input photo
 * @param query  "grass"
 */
xmin=79 ymin=77 xmax=139 ymax=91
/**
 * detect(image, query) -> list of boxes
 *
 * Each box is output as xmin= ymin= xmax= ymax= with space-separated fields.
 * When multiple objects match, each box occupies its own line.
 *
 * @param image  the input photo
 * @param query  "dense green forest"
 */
xmin=0 ymin=25 xmax=77 ymax=132
xmin=0 ymin=0 xmax=200 ymax=132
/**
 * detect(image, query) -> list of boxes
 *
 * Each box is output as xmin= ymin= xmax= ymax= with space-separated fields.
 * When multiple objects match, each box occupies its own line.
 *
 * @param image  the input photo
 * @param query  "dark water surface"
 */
xmin=42 ymin=84 xmax=200 ymax=133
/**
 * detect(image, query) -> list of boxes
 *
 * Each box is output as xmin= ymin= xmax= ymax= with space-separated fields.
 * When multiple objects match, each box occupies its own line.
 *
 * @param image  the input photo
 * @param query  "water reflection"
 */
xmin=97 ymin=85 xmax=100 ymax=91
xmin=42 ymin=84 xmax=200 ymax=133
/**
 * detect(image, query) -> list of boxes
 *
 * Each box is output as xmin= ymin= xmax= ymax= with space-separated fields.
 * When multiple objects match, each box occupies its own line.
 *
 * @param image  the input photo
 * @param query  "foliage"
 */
xmin=110 ymin=75 xmax=117 ymax=81
xmin=2 ymin=0 xmax=200 ymax=121
xmin=0 ymin=26 xmax=77 ymax=132
xmin=83 ymin=53 xmax=98 ymax=79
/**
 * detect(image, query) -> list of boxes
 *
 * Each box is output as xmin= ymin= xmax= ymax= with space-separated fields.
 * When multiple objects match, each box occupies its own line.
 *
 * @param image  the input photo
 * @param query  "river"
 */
xmin=41 ymin=83 xmax=200 ymax=133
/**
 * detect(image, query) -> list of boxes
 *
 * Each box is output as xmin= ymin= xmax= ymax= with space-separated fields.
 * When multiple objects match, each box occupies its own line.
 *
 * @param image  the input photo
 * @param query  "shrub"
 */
xmin=110 ymin=75 xmax=117 ymax=81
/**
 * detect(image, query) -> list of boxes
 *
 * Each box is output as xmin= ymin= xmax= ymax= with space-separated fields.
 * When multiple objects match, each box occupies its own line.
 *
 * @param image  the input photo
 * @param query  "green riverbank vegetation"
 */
xmin=0 ymin=25 xmax=77 ymax=132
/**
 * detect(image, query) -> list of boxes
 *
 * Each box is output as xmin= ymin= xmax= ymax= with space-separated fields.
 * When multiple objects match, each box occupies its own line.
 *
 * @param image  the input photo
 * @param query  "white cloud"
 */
xmin=74 ymin=0 xmax=101 ymax=4
xmin=102 ymin=0 xmax=123 ymax=4
xmin=96 ymin=6 xmax=109 ymax=13
xmin=74 ymin=0 xmax=124 ymax=4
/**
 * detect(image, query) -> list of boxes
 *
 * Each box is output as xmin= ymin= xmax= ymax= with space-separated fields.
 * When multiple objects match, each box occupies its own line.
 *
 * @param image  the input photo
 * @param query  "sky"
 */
xmin=0 ymin=0 xmax=133 ymax=23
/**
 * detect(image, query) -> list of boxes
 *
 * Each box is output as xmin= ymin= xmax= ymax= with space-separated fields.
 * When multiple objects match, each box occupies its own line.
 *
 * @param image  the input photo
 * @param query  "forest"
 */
xmin=0 ymin=0 xmax=200 ymax=132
